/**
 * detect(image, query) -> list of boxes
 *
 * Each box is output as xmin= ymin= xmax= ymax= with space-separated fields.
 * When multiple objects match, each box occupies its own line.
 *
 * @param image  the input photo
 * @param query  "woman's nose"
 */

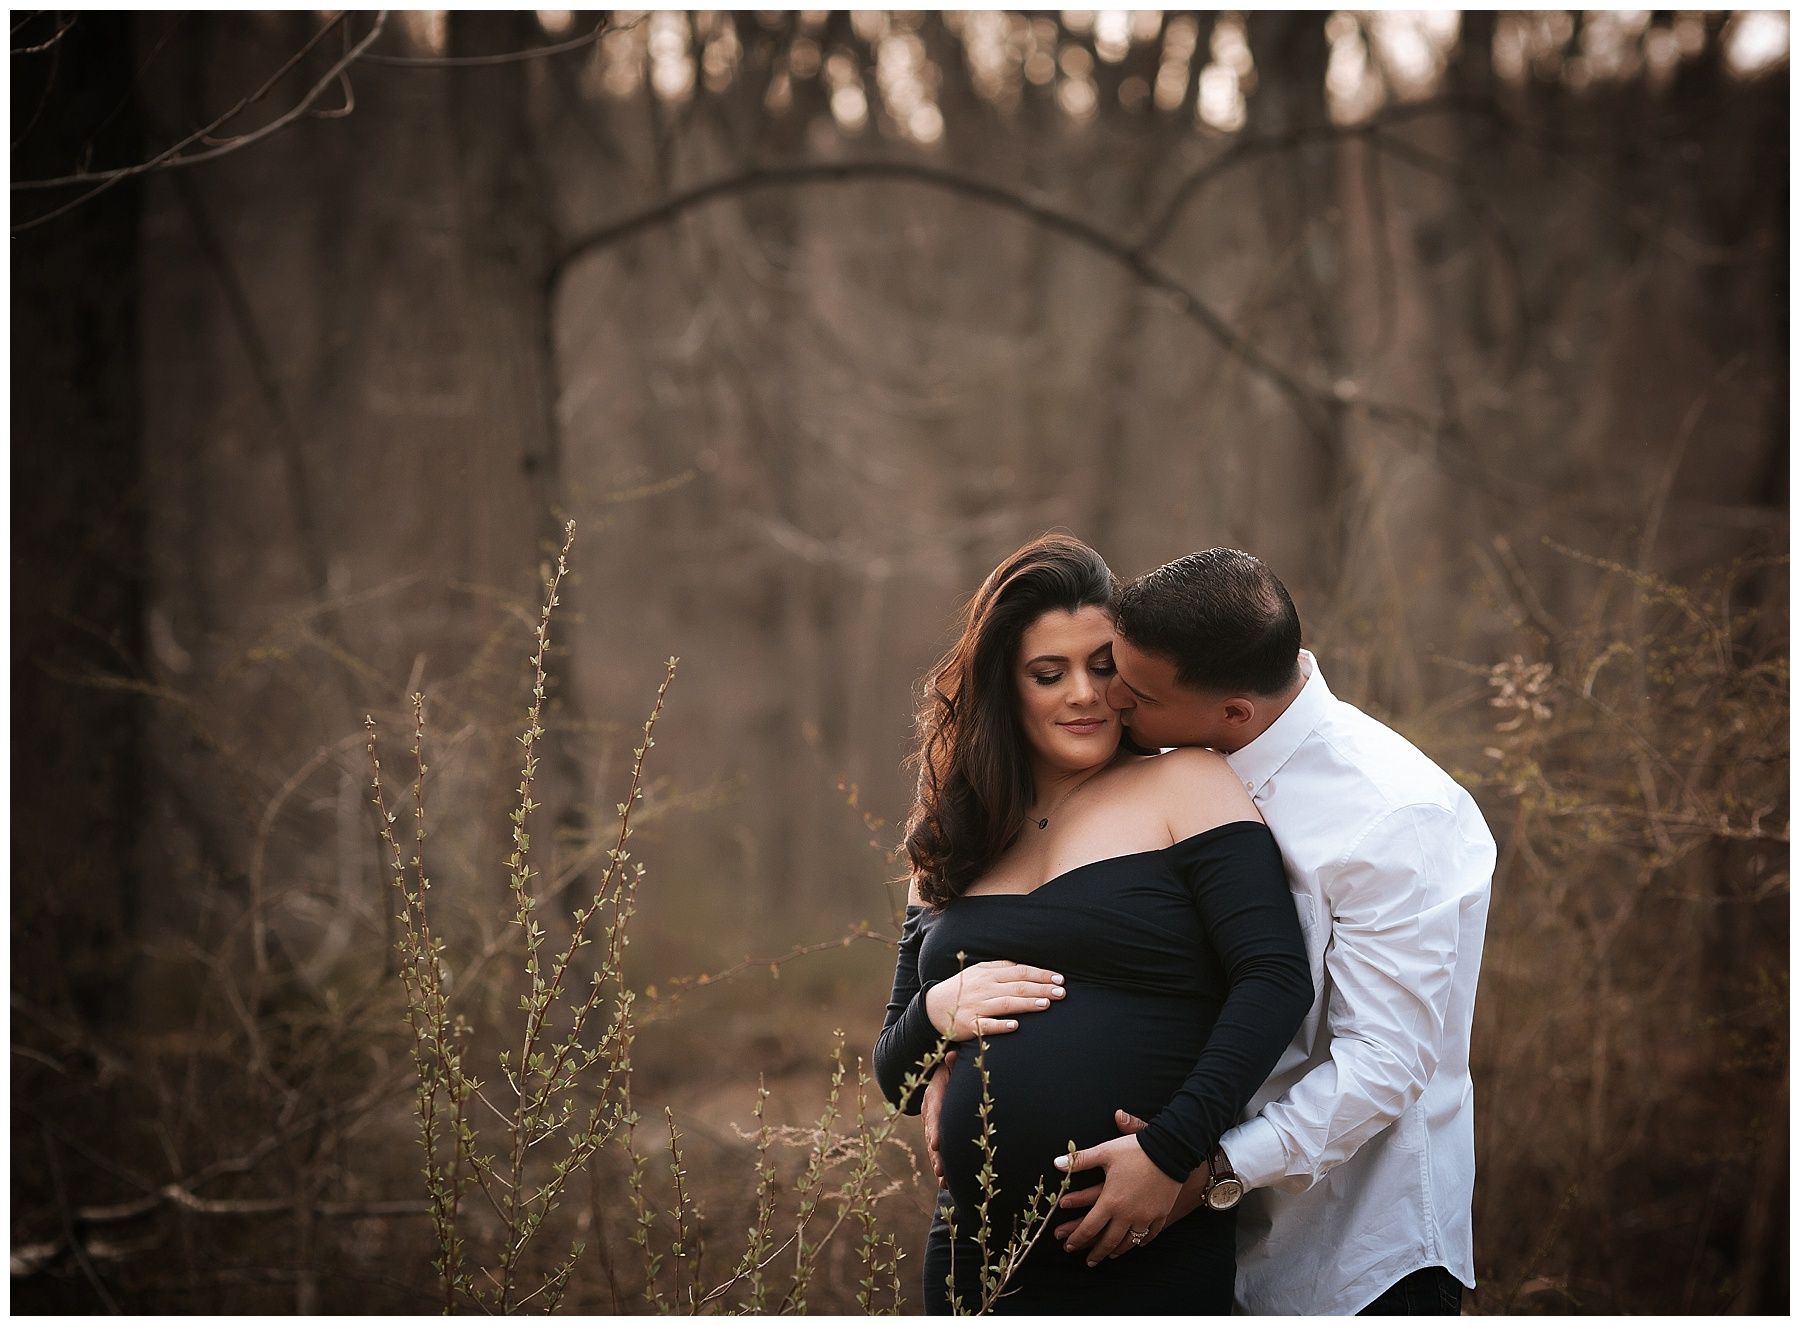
xmin=1068 ymin=670 xmax=1099 ymax=704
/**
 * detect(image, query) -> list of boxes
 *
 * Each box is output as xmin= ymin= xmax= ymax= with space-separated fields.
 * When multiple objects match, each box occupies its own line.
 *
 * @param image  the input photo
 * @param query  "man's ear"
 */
xmin=1222 ymin=697 xmax=1257 ymax=729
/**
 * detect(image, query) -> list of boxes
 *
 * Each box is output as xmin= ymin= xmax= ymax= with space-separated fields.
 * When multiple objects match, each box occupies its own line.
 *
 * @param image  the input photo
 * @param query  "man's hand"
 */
xmin=1053 ymin=1110 xmax=1211 ymax=1244
xmin=1051 ymin=1133 xmax=1181 ymax=1266
xmin=921 ymin=1049 xmax=955 ymax=1182
xmin=923 ymin=961 xmax=1065 ymax=1041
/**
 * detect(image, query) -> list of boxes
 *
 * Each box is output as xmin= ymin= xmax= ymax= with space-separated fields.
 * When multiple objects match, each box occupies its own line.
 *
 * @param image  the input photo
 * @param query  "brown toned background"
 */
xmin=12 ymin=10 xmax=1788 ymax=1313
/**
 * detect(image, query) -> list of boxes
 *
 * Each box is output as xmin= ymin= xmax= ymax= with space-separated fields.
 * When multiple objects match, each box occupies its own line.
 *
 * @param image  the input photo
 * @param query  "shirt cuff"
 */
xmin=1218 ymin=1116 xmax=1287 ymax=1191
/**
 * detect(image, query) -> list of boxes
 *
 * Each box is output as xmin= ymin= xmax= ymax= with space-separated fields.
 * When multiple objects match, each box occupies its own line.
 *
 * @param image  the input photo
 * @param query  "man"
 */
xmin=923 ymin=547 xmax=1493 ymax=1314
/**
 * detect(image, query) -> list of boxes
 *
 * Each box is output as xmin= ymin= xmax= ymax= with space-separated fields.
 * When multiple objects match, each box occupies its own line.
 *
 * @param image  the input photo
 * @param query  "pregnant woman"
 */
xmin=873 ymin=534 xmax=1311 ymax=1313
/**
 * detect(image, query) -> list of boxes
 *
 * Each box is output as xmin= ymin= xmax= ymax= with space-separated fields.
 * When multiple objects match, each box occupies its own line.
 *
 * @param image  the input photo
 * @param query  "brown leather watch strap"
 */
xmin=1207 ymin=1146 xmax=1235 ymax=1185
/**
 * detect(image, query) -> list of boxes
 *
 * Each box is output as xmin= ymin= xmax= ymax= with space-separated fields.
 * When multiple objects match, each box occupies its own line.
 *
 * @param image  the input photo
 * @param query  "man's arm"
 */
xmin=920 ymin=1049 xmax=954 ymax=1181
xmin=1220 ymin=801 xmax=1490 ymax=1192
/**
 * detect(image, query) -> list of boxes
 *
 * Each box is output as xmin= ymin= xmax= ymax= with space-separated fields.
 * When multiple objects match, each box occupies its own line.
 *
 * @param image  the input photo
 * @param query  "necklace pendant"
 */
xmin=1036 ymin=817 xmax=1049 ymax=830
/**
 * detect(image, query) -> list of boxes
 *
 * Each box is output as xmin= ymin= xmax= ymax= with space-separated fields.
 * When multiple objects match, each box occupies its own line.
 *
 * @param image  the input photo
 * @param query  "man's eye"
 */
xmin=1032 ymin=672 xmax=1064 ymax=686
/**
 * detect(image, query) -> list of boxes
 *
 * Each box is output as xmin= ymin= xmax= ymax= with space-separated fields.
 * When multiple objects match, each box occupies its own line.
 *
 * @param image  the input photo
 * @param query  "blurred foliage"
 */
xmin=1459 ymin=541 xmax=1787 ymax=1312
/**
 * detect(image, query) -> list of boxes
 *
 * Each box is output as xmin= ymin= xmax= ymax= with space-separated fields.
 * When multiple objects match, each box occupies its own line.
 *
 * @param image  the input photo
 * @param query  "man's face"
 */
xmin=1106 ymin=635 xmax=1239 ymax=751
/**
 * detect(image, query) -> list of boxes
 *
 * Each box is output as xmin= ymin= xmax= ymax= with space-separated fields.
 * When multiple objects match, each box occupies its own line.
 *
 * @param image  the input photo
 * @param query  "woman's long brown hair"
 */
xmin=902 ymin=534 xmax=1118 ymax=907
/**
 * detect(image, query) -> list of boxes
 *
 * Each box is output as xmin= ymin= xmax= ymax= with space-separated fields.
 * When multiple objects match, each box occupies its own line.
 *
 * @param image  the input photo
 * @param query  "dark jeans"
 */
xmin=1358 ymin=1265 xmax=1464 ymax=1315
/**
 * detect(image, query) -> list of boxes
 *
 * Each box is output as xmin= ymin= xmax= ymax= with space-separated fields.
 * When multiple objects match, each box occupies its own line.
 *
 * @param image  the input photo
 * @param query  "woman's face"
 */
xmin=1014 ymin=605 xmax=1123 ymax=777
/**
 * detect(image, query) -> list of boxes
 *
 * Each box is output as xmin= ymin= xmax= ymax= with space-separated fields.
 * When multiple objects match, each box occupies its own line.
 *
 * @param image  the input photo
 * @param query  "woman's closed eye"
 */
xmin=1033 ymin=661 xmax=1115 ymax=686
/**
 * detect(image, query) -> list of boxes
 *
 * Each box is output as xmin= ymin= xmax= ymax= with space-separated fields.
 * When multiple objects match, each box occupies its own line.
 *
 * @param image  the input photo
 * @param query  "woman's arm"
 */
xmin=872 ymin=888 xmax=1069 ymax=1112
xmin=1128 ymin=820 xmax=1313 ymax=1181
xmin=872 ymin=896 xmax=943 ymax=1114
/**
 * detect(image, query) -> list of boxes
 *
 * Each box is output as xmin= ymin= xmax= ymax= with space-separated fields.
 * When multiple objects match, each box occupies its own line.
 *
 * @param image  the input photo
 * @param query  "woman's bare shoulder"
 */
xmin=1129 ymin=745 xmax=1237 ymax=785
xmin=1130 ymin=747 xmax=1263 ymax=838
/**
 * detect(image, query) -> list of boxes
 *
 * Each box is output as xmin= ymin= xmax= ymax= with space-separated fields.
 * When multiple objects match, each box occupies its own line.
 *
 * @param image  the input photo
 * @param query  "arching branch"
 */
xmin=548 ymin=158 xmax=1441 ymax=445
xmin=1133 ymin=97 xmax=1466 ymax=254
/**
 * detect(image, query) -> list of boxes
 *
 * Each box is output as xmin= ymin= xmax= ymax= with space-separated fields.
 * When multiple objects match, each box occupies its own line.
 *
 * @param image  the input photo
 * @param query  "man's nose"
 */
xmin=1105 ymin=674 xmax=1132 ymax=711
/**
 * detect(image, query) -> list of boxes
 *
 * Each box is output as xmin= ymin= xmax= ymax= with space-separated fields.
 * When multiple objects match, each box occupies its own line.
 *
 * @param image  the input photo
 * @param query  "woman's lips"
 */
xmin=1059 ymin=718 xmax=1108 ymax=734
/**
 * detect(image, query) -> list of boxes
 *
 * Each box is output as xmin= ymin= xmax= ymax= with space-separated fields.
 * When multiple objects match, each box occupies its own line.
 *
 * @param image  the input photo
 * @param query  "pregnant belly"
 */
xmin=936 ymin=984 xmax=1206 ymax=1236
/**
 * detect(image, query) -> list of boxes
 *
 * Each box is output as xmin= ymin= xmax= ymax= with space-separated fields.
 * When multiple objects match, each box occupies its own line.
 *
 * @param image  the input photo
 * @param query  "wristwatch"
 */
xmin=1203 ymin=1147 xmax=1244 ymax=1211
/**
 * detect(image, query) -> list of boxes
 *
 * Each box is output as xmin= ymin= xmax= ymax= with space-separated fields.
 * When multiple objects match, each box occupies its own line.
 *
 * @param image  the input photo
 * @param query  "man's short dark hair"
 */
xmin=1115 ymin=548 xmax=1302 ymax=696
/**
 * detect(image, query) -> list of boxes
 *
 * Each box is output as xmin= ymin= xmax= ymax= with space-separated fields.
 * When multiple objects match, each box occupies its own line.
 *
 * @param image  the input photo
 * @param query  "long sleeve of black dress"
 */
xmin=872 ymin=903 xmax=943 ymax=1114
xmin=1132 ymin=824 xmax=1314 ymax=1182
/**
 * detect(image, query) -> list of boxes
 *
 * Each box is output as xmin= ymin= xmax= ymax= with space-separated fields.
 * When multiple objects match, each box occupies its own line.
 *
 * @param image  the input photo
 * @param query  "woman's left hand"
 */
xmin=1052 ymin=1135 xmax=1182 ymax=1266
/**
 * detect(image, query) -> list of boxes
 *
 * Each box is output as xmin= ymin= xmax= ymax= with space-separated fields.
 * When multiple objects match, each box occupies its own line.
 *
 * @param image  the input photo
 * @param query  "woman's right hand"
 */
xmin=924 ymin=960 xmax=1066 ymax=1040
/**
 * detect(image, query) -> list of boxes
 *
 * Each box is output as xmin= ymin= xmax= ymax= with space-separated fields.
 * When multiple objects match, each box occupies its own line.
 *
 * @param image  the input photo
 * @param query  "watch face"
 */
xmin=1208 ymin=1177 xmax=1244 ymax=1210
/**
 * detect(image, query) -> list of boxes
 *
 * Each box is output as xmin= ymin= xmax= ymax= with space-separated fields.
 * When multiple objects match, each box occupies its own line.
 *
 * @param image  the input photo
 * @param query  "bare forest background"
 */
xmin=11 ymin=8 xmax=1789 ymax=1315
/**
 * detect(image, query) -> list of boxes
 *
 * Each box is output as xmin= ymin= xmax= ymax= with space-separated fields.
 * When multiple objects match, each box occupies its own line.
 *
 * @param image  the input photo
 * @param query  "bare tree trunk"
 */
xmin=1245 ymin=12 xmax=1348 ymax=592
xmin=11 ymin=9 xmax=148 ymax=1031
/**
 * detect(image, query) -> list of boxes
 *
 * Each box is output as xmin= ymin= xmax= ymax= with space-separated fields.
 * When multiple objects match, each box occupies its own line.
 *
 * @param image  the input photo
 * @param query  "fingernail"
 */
xmin=1053 ymin=1155 xmax=1069 ymax=1170
xmin=1052 ymin=973 xmax=1064 ymax=983
xmin=1051 ymin=986 xmax=1065 ymax=997
xmin=1006 ymin=1019 xmax=1018 ymax=1030
xmin=1035 ymin=998 xmax=1050 ymax=1008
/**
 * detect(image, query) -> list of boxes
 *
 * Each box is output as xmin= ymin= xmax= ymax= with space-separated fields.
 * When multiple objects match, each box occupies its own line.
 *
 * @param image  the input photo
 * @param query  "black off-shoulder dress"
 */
xmin=873 ymin=820 xmax=1311 ymax=1315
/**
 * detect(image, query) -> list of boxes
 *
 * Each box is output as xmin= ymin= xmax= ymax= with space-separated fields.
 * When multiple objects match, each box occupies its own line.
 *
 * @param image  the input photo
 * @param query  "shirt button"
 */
xmin=1244 ymin=781 xmax=1255 ymax=792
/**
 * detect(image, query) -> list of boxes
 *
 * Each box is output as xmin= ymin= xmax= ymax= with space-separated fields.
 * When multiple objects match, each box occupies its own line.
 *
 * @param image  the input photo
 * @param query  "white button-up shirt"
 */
xmin=1219 ymin=651 xmax=1494 ymax=1315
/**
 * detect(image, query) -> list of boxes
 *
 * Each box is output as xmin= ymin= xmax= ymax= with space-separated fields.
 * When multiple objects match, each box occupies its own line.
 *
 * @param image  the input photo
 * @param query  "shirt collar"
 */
xmin=1226 ymin=649 xmax=1332 ymax=795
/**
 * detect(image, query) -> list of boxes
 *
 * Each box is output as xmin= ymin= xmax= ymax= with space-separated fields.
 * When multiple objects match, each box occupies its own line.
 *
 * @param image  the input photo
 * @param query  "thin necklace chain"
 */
xmin=1029 ymin=770 xmax=1099 ymax=831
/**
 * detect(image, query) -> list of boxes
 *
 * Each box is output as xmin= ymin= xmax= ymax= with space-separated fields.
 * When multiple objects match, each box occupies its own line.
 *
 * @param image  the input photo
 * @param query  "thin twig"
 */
xmin=9 ymin=24 xmax=63 ymax=149
xmin=637 ymin=925 xmax=892 ymax=1024
xmin=248 ymin=733 xmax=369 ymax=977
xmin=41 ymin=1126 xmax=122 ymax=1313
xmin=11 ymin=12 xmax=77 ymax=55
xmin=12 ymin=12 xmax=387 ymax=234
xmin=13 ymin=12 xmax=348 ymax=189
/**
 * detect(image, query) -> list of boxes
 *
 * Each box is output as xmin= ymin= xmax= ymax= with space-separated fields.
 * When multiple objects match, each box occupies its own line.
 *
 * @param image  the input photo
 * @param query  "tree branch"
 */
xmin=11 ymin=12 xmax=77 ymax=56
xmin=40 ymin=1127 xmax=121 ymax=1312
xmin=549 ymin=159 xmax=1442 ymax=445
xmin=12 ymin=1193 xmax=432 ymax=1283
xmin=12 ymin=12 xmax=387 ymax=234
xmin=14 ymin=13 xmax=345 ymax=190
xmin=1134 ymin=98 xmax=1465 ymax=254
